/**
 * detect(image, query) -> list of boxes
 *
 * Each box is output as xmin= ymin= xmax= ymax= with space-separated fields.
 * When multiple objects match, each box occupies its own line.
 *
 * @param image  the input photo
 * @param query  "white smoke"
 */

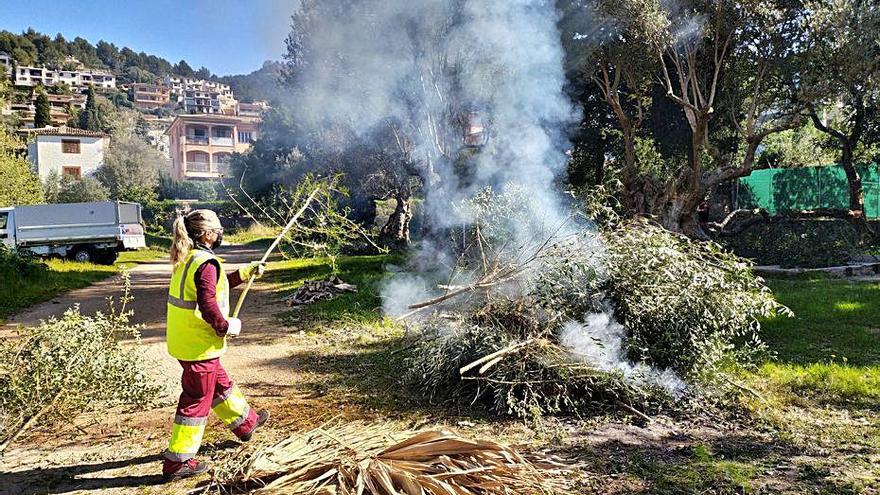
xmin=289 ymin=0 xmax=578 ymax=225
xmin=287 ymin=0 xmax=686 ymax=396
xmin=560 ymin=313 xmax=687 ymax=397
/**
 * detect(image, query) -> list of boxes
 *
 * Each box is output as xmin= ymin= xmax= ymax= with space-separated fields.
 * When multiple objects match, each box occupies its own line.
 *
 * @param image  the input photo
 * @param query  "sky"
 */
xmin=0 ymin=0 xmax=300 ymax=76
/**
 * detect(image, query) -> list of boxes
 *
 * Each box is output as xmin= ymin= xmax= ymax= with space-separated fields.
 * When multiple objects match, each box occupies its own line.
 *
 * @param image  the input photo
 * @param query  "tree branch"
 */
xmin=808 ymin=105 xmax=847 ymax=142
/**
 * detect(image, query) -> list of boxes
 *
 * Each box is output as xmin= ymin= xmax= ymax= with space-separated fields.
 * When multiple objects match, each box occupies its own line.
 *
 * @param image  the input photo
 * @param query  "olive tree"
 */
xmin=798 ymin=0 xmax=880 ymax=232
xmin=96 ymin=110 xmax=167 ymax=204
xmin=561 ymin=0 xmax=805 ymax=236
xmin=281 ymin=0 xmax=482 ymax=242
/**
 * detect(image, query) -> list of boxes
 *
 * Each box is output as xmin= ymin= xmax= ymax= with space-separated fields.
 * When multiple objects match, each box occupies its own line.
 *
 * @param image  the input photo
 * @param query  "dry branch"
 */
xmin=231 ymin=187 xmax=321 ymax=318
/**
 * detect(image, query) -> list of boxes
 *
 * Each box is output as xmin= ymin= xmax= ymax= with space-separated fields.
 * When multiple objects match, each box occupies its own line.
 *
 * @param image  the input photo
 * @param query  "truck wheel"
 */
xmin=97 ymin=250 xmax=118 ymax=265
xmin=71 ymin=247 xmax=94 ymax=263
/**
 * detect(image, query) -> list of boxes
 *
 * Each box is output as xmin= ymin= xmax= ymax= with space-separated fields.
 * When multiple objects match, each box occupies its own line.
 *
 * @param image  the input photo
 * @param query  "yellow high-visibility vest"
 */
xmin=166 ymin=248 xmax=229 ymax=361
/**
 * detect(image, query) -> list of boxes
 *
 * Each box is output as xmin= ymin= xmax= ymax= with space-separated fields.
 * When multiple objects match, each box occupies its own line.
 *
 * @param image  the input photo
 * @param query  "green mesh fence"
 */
xmin=736 ymin=164 xmax=880 ymax=217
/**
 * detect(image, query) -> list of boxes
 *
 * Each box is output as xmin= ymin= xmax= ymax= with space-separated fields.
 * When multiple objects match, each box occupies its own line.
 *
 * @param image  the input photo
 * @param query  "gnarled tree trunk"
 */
xmin=380 ymin=193 xmax=413 ymax=249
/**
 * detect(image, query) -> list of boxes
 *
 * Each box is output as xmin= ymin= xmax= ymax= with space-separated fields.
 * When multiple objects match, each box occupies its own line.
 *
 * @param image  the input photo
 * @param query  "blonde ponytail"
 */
xmin=170 ymin=215 xmax=193 ymax=267
xmin=170 ymin=209 xmax=223 ymax=267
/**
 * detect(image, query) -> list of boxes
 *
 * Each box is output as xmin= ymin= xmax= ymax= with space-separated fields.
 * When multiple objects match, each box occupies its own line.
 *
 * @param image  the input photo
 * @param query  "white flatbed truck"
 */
xmin=0 ymin=201 xmax=147 ymax=265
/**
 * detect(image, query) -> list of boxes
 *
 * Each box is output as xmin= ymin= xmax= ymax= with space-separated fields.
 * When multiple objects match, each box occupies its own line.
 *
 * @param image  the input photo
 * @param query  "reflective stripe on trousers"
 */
xmin=164 ymin=416 xmax=207 ymax=462
xmin=212 ymin=386 xmax=251 ymax=430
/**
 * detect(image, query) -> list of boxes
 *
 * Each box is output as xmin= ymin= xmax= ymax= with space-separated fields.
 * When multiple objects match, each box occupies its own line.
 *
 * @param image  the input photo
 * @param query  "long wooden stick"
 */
xmin=231 ymin=188 xmax=321 ymax=318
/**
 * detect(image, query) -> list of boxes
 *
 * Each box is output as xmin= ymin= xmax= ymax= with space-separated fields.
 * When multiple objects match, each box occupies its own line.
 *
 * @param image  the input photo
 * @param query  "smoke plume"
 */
xmin=287 ymin=0 xmax=685 ymax=396
xmin=560 ymin=313 xmax=688 ymax=397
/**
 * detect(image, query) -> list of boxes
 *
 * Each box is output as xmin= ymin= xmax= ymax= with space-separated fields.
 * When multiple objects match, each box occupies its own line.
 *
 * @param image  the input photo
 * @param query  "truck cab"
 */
xmin=0 ymin=208 xmax=13 ymax=250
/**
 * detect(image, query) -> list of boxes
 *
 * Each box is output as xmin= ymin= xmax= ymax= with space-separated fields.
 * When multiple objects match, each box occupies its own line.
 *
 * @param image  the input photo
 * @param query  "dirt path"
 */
xmin=0 ymin=245 xmax=310 ymax=495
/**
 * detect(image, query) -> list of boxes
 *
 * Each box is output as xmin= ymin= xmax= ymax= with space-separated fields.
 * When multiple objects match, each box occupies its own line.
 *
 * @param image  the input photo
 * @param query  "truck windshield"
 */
xmin=0 ymin=212 xmax=8 ymax=229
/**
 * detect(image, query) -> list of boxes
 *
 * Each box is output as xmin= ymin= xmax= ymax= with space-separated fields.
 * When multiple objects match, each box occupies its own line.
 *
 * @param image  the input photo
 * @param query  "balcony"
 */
xmin=186 ymin=135 xmax=209 ymax=145
xmin=185 ymin=161 xmax=210 ymax=172
xmin=210 ymin=137 xmax=233 ymax=146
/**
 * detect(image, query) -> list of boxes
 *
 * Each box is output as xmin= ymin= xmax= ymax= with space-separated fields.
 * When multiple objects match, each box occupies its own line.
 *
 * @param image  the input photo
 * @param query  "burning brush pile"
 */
xmin=209 ymin=421 xmax=570 ymax=494
xmin=391 ymin=188 xmax=789 ymax=419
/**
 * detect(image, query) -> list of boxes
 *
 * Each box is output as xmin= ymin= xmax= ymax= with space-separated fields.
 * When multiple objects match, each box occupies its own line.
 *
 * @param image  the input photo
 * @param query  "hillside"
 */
xmin=0 ymin=28 xmax=209 ymax=85
xmin=0 ymin=28 xmax=281 ymax=102
xmin=218 ymin=61 xmax=284 ymax=104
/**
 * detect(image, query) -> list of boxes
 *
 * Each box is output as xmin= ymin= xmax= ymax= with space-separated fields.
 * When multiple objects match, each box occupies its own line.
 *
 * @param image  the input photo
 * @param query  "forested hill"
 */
xmin=0 ymin=28 xmax=282 ymax=101
xmin=0 ymin=28 xmax=212 ymax=84
xmin=217 ymin=61 xmax=284 ymax=104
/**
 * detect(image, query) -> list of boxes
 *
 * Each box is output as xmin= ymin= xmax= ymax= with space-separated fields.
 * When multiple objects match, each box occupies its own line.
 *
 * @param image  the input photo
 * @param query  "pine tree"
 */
xmin=34 ymin=88 xmax=51 ymax=129
xmin=78 ymin=86 xmax=100 ymax=131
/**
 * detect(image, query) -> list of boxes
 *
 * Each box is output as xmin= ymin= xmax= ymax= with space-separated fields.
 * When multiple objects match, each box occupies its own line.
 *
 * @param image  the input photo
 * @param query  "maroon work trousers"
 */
xmin=163 ymin=358 xmax=258 ymax=472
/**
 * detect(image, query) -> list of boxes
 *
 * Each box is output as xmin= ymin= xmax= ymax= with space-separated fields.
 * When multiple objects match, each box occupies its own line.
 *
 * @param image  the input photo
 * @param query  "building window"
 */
xmin=62 ymin=166 xmax=82 ymax=179
xmin=237 ymin=131 xmax=252 ymax=143
xmin=61 ymin=139 xmax=81 ymax=154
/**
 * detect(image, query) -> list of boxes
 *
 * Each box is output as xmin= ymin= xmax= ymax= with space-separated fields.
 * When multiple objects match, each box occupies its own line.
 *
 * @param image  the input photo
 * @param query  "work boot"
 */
xmin=162 ymin=458 xmax=209 ymax=482
xmin=240 ymin=409 xmax=270 ymax=442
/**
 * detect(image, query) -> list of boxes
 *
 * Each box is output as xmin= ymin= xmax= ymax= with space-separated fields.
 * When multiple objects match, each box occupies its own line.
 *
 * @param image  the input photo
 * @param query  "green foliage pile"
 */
xmin=603 ymin=220 xmax=788 ymax=380
xmin=0 ymin=275 xmax=160 ymax=449
xmin=408 ymin=317 xmax=664 ymax=421
xmin=720 ymin=219 xmax=857 ymax=268
xmin=404 ymin=190 xmax=787 ymax=419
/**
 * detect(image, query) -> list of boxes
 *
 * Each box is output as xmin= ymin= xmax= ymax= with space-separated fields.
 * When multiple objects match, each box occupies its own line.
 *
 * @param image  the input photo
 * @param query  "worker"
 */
xmin=161 ymin=209 xmax=269 ymax=481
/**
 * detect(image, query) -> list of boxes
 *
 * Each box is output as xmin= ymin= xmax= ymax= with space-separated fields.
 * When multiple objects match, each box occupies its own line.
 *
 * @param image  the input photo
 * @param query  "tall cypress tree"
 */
xmin=34 ymin=88 xmax=51 ymax=129
xmin=78 ymin=86 xmax=101 ymax=131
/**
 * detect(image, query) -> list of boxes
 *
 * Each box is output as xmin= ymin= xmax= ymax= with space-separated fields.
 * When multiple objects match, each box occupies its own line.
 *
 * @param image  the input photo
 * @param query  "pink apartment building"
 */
xmin=165 ymin=114 xmax=261 ymax=180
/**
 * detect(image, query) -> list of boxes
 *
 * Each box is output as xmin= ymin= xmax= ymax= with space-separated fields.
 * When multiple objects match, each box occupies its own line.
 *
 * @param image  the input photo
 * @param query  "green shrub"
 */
xmin=720 ymin=219 xmax=857 ymax=268
xmin=0 ymin=244 xmax=48 ymax=281
xmin=141 ymin=198 xmax=178 ymax=234
xmin=43 ymin=173 xmax=110 ymax=203
xmin=0 ymin=275 xmax=161 ymax=448
xmin=158 ymin=175 xmax=220 ymax=201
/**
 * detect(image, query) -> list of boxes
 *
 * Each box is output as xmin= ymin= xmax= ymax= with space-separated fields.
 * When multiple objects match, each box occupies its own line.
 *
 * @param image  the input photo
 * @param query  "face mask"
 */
xmin=211 ymin=232 xmax=223 ymax=250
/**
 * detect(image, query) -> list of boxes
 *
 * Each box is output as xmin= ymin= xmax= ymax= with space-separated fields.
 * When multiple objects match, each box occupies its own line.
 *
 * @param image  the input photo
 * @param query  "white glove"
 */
xmin=226 ymin=317 xmax=242 ymax=337
xmin=240 ymin=262 xmax=267 ymax=280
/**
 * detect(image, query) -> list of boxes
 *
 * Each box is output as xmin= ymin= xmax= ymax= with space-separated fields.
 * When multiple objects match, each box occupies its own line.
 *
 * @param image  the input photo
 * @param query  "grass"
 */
xmin=733 ymin=276 xmax=880 ymax=491
xmin=267 ymin=254 xmax=404 ymax=331
xmin=0 ymin=240 xmax=169 ymax=322
xmin=145 ymin=233 xmax=172 ymax=250
xmin=261 ymin=253 xmax=432 ymax=414
xmin=116 ymin=248 xmax=167 ymax=266
xmin=224 ymin=224 xmax=275 ymax=247
xmin=759 ymin=277 xmax=880 ymax=366
xmin=751 ymin=277 xmax=880 ymax=406
xmin=623 ymin=444 xmax=760 ymax=494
